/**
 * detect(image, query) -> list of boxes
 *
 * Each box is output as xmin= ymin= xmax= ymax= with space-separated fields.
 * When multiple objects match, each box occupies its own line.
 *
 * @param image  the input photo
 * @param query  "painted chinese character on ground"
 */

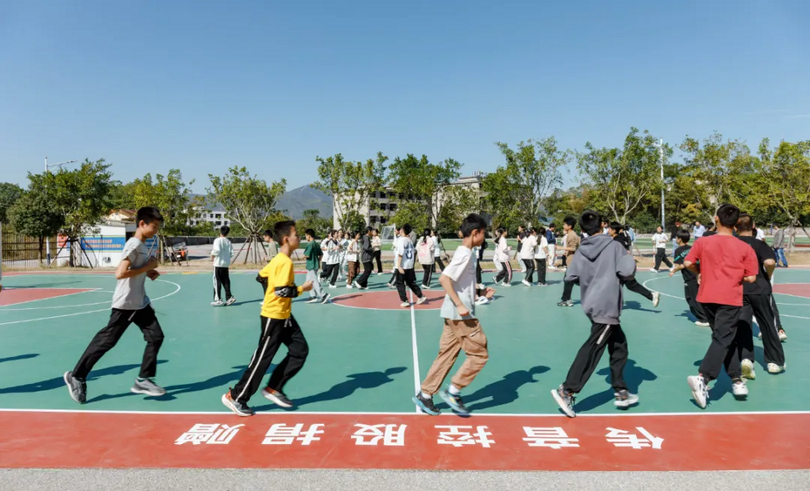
xmin=605 ymin=427 xmax=664 ymax=449
xmin=175 ymin=424 xmax=244 ymax=445
xmin=435 ymin=425 xmax=495 ymax=448
xmin=522 ymin=427 xmax=580 ymax=449
xmin=262 ymin=423 xmax=325 ymax=445
xmin=352 ymin=423 xmax=407 ymax=446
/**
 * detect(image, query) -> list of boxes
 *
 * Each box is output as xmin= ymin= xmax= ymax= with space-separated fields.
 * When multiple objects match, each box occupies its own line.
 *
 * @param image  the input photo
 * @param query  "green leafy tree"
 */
xmin=437 ymin=184 xmax=480 ymax=235
xmin=756 ymin=139 xmax=810 ymax=239
xmin=26 ymin=159 xmax=113 ymax=266
xmin=482 ymin=165 xmax=529 ymax=231
xmin=208 ymin=166 xmax=286 ymax=264
xmin=130 ymin=169 xmax=195 ymax=235
xmin=108 ymin=181 xmax=138 ymax=210
xmin=387 ymin=154 xmax=461 ymax=229
xmin=8 ymin=190 xmax=64 ymax=263
xmin=297 ymin=208 xmax=332 ymax=237
xmin=577 ymin=128 xmax=669 ymax=224
xmin=313 ymin=152 xmax=387 ymax=230
xmin=0 ymin=182 xmax=24 ymax=223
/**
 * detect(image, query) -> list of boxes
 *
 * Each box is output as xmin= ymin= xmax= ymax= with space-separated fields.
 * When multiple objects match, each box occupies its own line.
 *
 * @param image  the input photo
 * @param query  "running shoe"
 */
xmin=225 ymin=297 xmax=237 ymax=306
xmin=262 ymin=388 xmax=293 ymax=408
xmin=63 ymin=371 xmax=86 ymax=404
xmin=131 ymin=378 xmax=166 ymax=397
xmin=400 ymin=301 xmax=410 ymax=308
xmin=741 ymin=359 xmax=756 ymax=380
xmin=422 ymin=285 xmax=430 ymax=290
xmin=501 ymin=282 xmax=511 ymax=287
xmin=306 ymin=297 xmax=319 ymax=303
xmin=731 ymin=378 xmax=748 ymax=398
xmin=475 ymin=297 xmax=490 ymax=305
xmin=767 ymin=363 xmax=785 ymax=374
xmin=551 ymin=385 xmax=576 ymax=418
xmin=222 ymin=391 xmax=254 ymax=417
xmin=687 ymin=375 xmax=709 ymax=409
xmin=779 ymin=330 xmax=788 ymax=342
xmin=320 ymin=293 xmax=331 ymax=304
xmin=346 ymin=284 xmax=353 ymax=289
xmin=522 ymin=280 xmax=531 ymax=287
xmin=329 ymin=284 xmax=337 ymax=289
xmin=412 ymin=392 xmax=441 ymax=416
xmin=538 ymin=282 xmax=548 ymax=286
xmin=648 ymin=268 xmax=658 ymax=273
xmin=695 ymin=321 xmax=710 ymax=327
xmin=211 ymin=300 xmax=224 ymax=306
xmin=557 ymin=300 xmax=574 ymax=307
xmin=416 ymin=296 xmax=427 ymax=305
xmin=439 ymin=388 xmax=470 ymax=415
xmin=613 ymin=390 xmax=639 ymax=408
xmin=651 ymin=292 xmax=660 ymax=307
xmin=352 ymin=281 xmax=362 ymax=289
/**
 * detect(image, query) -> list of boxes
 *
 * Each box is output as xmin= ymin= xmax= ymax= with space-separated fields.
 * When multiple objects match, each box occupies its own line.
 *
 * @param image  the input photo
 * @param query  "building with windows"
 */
xmin=186 ymin=195 xmax=231 ymax=229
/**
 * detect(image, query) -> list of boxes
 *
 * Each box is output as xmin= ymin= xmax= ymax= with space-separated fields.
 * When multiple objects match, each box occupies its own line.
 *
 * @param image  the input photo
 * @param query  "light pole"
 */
xmin=44 ymin=157 xmax=78 ymax=265
xmin=655 ymin=139 xmax=665 ymax=229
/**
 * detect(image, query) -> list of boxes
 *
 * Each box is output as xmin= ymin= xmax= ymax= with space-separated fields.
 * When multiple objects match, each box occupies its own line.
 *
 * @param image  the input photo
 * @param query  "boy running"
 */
xmin=353 ymin=227 xmax=375 ymax=289
xmin=550 ymin=211 xmax=638 ymax=417
xmin=64 ymin=207 xmax=167 ymax=403
xmin=396 ymin=224 xmax=428 ymax=307
xmin=303 ymin=229 xmax=330 ymax=304
xmin=670 ymin=230 xmax=709 ymax=326
xmin=684 ymin=205 xmax=758 ymax=408
xmin=211 ymin=225 xmax=236 ymax=306
xmin=412 ymin=214 xmax=494 ymax=415
xmin=609 ymin=222 xmax=659 ymax=307
xmin=519 ymin=228 xmax=538 ymax=286
xmin=649 ymin=226 xmax=673 ymax=272
xmin=222 ymin=220 xmax=314 ymax=416
xmin=557 ymin=216 xmax=581 ymax=307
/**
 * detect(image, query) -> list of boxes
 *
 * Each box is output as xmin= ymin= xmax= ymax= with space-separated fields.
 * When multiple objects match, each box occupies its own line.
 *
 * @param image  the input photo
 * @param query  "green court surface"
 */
xmin=1 ymin=268 xmax=808 ymax=416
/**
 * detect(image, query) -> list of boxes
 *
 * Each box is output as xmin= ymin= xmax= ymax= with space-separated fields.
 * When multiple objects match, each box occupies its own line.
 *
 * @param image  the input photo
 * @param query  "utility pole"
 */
xmin=44 ymin=157 xmax=78 ymax=265
xmin=657 ymin=139 xmax=665 ymax=229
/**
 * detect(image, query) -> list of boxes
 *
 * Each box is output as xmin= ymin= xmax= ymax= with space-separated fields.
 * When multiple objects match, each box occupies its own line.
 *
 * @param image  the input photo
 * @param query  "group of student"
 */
xmin=61 ymin=205 xmax=789 ymax=419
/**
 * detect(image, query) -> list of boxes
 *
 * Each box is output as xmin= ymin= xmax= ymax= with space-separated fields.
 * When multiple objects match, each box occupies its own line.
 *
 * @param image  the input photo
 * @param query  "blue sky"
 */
xmin=1 ymin=0 xmax=808 ymax=193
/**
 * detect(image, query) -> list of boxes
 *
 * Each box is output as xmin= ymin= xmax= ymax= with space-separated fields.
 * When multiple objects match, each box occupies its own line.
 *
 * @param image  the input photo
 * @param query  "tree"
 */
xmin=26 ymin=159 xmax=113 ymax=266
xmin=108 ymin=181 xmax=138 ymax=210
xmin=387 ymin=154 xmax=461 ymax=229
xmin=577 ymin=128 xmax=668 ymax=224
xmin=437 ymin=185 xmax=479 ymax=235
xmin=482 ymin=165 xmax=530 ymax=231
xmin=313 ymin=152 xmax=387 ymax=230
xmin=297 ymin=208 xmax=332 ymax=237
xmin=756 ymin=139 xmax=810 ymax=238
xmin=208 ymin=166 xmax=286 ymax=264
xmin=130 ymin=169 xmax=196 ymax=235
xmin=8 ymin=190 xmax=64 ymax=263
xmin=0 ymin=182 xmax=23 ymax=223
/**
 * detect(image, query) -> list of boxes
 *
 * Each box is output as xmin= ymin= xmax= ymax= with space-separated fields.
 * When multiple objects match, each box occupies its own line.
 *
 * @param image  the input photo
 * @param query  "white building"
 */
xmin=187 ymin=196 xmax=231 ymax=229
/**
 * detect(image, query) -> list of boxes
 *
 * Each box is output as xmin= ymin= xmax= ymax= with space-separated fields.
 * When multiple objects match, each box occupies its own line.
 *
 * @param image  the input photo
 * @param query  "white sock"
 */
xmin=421 ymin=391 xmax=431 ymax=399
xmin=448 ymin=384 xmax=461 ymax=395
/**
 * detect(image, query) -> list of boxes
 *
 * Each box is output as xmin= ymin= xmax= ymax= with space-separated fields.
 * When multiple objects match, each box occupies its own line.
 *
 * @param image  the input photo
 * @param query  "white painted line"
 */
xmin=0 ymin=407 xmax=808 ymax=417
xmin=409 ymin=289 xmax=422 ymax=414
xmin=0 ymin=280 xmax=182 ymax=327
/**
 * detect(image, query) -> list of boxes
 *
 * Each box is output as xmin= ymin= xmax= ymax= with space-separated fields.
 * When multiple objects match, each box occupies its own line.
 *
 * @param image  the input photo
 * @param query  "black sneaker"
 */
xmin=551 ymin=384 xmax=576 ymax=418
xmin=64 ymin=371 xmax=86 ymax=404
xmin=412 ymin=392 xmax=441 ymax=415
xmin=320 ymin=293 xmax=331 ymax=304
xmin=222 ymin=391 xmax=254 ymax=417
xmin=131 ymin=377 xmax=166 ymax=396
xmin=439 ymin=388 xmax=470 ymax=415
xmin=262 ymin=387 xmax=293 ymax=408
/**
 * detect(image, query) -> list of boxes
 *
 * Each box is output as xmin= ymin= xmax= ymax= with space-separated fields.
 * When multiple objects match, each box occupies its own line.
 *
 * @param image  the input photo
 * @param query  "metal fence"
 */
xmin=0 ymin=224 xmax=56 ymax=270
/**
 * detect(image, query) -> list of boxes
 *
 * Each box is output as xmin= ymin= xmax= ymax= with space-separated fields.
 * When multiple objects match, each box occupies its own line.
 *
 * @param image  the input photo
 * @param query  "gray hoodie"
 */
xmin=565 ymin=234 xmax=636 ymax=325
xmin=361 ymin=234 xmax=374 ymax=263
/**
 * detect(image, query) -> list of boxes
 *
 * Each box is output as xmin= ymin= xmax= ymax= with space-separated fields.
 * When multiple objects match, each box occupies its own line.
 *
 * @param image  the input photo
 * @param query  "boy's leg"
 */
xmin=231 ymin=316 xmax=285 ymax=405
xmin=505 ymin=260 xmax=512 ymax=283
xmin=476 ymin=261 xmax=483 ymax=284
xmin=357 ymin=261 xmax=373 ymax=286
xmin=132 ymin=306 xmax=165 ymax=379
xmin=563 ymin=322 xmax=612 ymax=393
xmin=684 ymin=281 xmax=707 ymax=321
xmin=72 ymin=310 xmax=133 ymax=379
xmin=771 ymin=294 xmax=784 ymax=332
xmin=266 ymin=316 xmax=309 ymax=393
xmin=606 ymin=325 xmax=629 ymax=392
xmin=537 ymin=258 xmax=546 ymax=283
xmin=405 ymin=269 xmax=423 ymax=297
xmin=625 ymin=277 xmax=653 ymax=301
xmin=448 ymin=319 xmax=489 ymax=391
xmin=396 ymin=269 xmax=408 ymax=302
xmin=306 ymin=270 xmax=322 ymax=298
xmin=222 ymin=268 xmax=233 ymax=300
xmin=329 ymin=263 xmax=340 ymax=286
xmin=523 ymin=259 xmax=534 ymax=283
xmin=654 ymin=249 xmax=663 ymax=270
xmin=751 ymin=294 xmax=785 ymax=366
xmin=662 ymin=253 xmax=673 ymax=268
xmin=213 ymin=268 xmax=223 ymax=301
xmin=436 ymin=257 xmax=445 ymax=272
xmin=375 ymin=250 xmax=383 ymax=273
xmin=421 ymin=321 xmax=463 ymax=395
xmin=698 ymin=304 xmax=740 ymax=382
xmin=737 ymin=299 xmax=756 ymax=365
xmin=561 ymin=280 xmax=574 ymax=302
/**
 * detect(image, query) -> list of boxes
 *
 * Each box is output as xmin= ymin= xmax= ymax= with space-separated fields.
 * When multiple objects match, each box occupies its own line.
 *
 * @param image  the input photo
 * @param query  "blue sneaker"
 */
xmin=439 ymin=388 xmax=470 ymax=415
xmin=412 ymin=392 xmax=441 ymax=415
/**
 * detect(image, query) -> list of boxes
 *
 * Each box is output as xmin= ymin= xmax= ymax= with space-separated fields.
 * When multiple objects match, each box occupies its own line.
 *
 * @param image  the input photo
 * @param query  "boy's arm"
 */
xmin=115 ymin=256 xmax=158 ymax=280
xmin=439 ymin=274 xmax=469 ymax=317
xmin=616 ymin=247 xmax=636 ymax=280
xmin=564 ymin=253 xmax=580 ymax=284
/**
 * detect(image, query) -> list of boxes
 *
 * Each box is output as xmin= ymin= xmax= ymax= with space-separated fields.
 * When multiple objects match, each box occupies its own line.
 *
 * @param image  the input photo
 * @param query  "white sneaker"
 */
xmin=687 ymin=375 xmax=708 ymax=409
xmin=741 ymin=359 xmax=756 ymax=380
xmin=669 ymin=267 xmax=675 ymax=273
xmin=757 ymin=331 xmax=762 ymax=339
xmin=695 ymin=321 xmax=710 ymax=327
xmin=651 ymin=292 xmax=660 ymax=307
xmin=422 ymin=285 xmax=430 ymax=290
xmin=501 ymin=282 xmax=511 ymax=287
xmin=400 ymin=301 xmax=410 ymax=308
xmin=476 ymin=283 xmax=484 ymax=290
xmin=732 ymin=379 xmax=748 ymax=398
xmin=352 ymin=281 xmax=362 ymax=289
xmin=779 ymin=330 xmax=788 ymax=342
xmin=346 ymin=284 xmax=353 ymax=289
xmin=522 ymin=280 xmax=531 ymax=287
xmin=417 ymin=296 xmax=427 ymax=305
xmin=649 ymin=268 xmax=658 ymax=273
xmin=211 ymin=300 xmax=224 ymax=306
xmin=475 ymin=297 xmax=490 ymax=305
xmin=376 ymin=272 xmax=383 ymax=276
xmin=329 ymin=284 xmax=337 ymax=289
xmin=767 ymin=363 xmax=785 ymax=374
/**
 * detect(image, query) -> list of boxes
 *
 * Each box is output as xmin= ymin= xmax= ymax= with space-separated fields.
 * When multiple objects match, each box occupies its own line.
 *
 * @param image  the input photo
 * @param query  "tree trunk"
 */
xmin=38 ymin=236 xmax=44 ymax=265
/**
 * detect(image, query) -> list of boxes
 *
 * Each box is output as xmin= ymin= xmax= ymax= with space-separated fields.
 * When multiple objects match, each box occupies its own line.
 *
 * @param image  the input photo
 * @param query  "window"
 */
xmin=215 ymin=221 xmax=221 ymax=226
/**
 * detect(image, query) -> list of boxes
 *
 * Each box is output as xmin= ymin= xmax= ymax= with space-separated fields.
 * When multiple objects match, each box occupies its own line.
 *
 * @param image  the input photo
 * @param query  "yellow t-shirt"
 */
xmin=259 ymin=252 xmax=303 ymax=319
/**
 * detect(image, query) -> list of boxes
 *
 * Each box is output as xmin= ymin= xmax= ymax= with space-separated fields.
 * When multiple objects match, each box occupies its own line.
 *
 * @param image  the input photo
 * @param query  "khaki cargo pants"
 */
xmin=421 ymin=318 xmax=489 ymax=395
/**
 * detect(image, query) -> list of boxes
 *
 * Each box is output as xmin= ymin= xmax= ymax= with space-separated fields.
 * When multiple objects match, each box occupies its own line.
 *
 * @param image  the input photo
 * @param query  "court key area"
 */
xmin=1 ymin=268 xmax=809 ymax=470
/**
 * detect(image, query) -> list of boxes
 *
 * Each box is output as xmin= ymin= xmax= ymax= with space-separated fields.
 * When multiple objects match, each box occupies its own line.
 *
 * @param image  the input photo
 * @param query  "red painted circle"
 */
xmin=330 ymin=289 xmax=446 ymax=310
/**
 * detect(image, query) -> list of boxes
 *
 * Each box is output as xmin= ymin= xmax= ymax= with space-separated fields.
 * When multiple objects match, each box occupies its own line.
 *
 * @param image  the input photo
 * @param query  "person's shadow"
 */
xmin=0 ymin=360 xmax=168 ymax=395
xmin=0 ymin=353 xmax=38 ymax=364
xmin=436 ymin=365 xmax=550 ymax=412
xmin=253 ymin=366 xmax=407 ymax=411
xmin=624 ymin=300 xmax=660 ymax=313
xmin=573 ymin=359 xmax=657 ymax=412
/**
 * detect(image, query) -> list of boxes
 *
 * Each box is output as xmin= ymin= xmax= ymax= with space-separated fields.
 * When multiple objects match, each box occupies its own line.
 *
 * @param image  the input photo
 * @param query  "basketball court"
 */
xmin=1 ymin=268 xmax=809 ymax=471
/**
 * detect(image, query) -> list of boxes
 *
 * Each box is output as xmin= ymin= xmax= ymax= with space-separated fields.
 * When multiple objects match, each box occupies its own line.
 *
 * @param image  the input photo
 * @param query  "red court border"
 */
xmin=0 ymin=288 xmax=95 ymax=306
xmin=330 ymin=290 xmax=446 ymax=310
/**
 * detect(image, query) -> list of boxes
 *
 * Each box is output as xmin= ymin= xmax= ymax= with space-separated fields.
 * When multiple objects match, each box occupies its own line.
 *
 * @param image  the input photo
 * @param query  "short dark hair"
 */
xmin=675 ymin=230 xmax=691 ymax=244
xmin=304 ymin=228 xmax=316 ymax=238
xmin=579 ymin=210 xmax=601 ymax=236
xmin=549 ymin=223 xmax=556 ymax=229
xmin=273 ymin=220 xmax=297 ymax=244
xmin=736 ymin=213 xmax=754 ymax=232
xmin=461 ymin=213 xmax=487 ymax=238
xmin=402 ymin=224 xmax=412 ymax=235
xmin=537 ymin=226 xmax=546 ymax=235
xmin=717 ymin=204 xmax=741 ymax=228
xmin=563 ymin=216 xmax=576 ymax=228
xmin=609 ymin=221 xmax=623 ymax=232
xmin=366 ymin=226 xmax=374 ymax=233
xmin=220 ymin=225 xmax=230 ymax=236
xmin=136 ymin=206 xmax=163 ymax=225
xmin=263 ymin=229 xmax=273 ymax=238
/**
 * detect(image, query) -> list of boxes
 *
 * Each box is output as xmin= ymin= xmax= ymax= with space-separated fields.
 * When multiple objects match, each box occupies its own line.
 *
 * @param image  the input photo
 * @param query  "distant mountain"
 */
xmin=276 ymin=185 xmax=332 ymax=219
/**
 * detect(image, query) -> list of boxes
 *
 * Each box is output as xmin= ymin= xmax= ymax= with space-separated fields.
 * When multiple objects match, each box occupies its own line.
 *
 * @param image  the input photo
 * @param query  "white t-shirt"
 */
xmin=756 ymin=228 xmax=766 ymax=241
xmin=325 ymin=239 xmax=341 ymax=265
xmin=211 ymin=237 xmax=233 ymax=268
xmin=440 ymin=245 xmax=477 ymax=320
xmin=431 ymin=236 xmax=442 ymax=257
xmin=534 ymin=236 xmax=548 ymax=259
xmin=396 ymin=236 xmax=416 ymax=270
xmin=112 ymin=237 xmax=151 ymax=310
xmin=652 ymin=233 xmax=668 ymax=249
xmin=519 ymin=235 xmax=537 ymax=260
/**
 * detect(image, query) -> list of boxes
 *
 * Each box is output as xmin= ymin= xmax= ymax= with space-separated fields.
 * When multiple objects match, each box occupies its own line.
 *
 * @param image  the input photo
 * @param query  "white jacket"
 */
xmin=211 ymin=237 xmax=233 ymax=268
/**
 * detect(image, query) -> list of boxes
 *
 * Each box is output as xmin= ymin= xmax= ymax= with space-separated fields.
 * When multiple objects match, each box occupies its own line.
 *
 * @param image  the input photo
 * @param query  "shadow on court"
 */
xmin=437 ymin=365 xmax=551 ymax=412
xmin=623 ymin=300 xmax=661 ymax=313
xmin=253 ymin=366 xmax=407 ymax=411
xmin=0 ymin=353 xmax=39 ymax=364
xmin=0 ymin=360 xmax=168 ymax=395
xmin=573 ymin=359 xmax=658 ymax=413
